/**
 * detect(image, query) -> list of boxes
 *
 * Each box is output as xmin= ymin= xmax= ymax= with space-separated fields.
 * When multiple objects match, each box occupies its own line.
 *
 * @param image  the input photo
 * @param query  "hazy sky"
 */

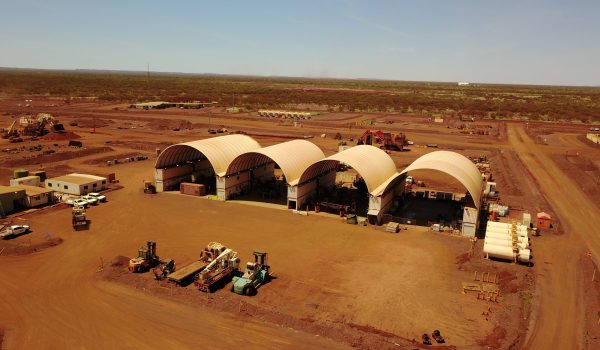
xmin=1 ymin=0 xmax=598 ymax=85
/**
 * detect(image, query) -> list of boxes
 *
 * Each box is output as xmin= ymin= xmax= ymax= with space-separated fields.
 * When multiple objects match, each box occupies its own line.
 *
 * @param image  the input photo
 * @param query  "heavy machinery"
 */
xmin=153 ymin=259 xmax=176 ymax=280
xmin=356 ymin=129 xmax=407 ymax=151
xmin=167 ymin=242 xmax=227 ymax=285
xmin=72 ymin=205 xmax=88 ymax=229
xmin=20 ymin=113 xmax=65 ymax=137
xmin=143 ymin=180 xmax=157 ymax=194
xmin=195 ymin=247 xmax=240 ymax=292
xmin=432 ymin=330 xmax=445 ymax=344
xmin=357 ymin=129 xmax=384 ymax=146
xmin=129 ymin=241 xmax=160 ymax=273
xmin=2 ymin=120 xmax=19 ymax=139
xmin=381 ymin=131 xmax=406 ymax=151
xmin=232 ymin=251 xmax=270 ymax=296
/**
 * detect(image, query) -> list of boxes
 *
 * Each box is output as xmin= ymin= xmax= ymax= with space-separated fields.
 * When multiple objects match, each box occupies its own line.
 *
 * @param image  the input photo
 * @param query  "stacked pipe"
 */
xmin=483 ymin=222 xmax=532 ymax=263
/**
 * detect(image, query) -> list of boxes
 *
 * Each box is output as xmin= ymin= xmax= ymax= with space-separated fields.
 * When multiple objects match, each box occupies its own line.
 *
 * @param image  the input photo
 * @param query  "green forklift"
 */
xmin=231 ymin=251 xmax=270 ymax=296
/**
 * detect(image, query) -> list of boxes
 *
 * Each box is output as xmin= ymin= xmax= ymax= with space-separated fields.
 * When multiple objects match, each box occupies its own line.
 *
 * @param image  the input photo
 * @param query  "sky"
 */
xmin=0 ymin=0 xmax=599 ymax=86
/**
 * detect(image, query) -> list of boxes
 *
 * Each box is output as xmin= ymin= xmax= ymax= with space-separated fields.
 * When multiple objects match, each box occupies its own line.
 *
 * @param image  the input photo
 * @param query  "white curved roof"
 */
xmin=155 ymin=135 xmax=261 ymax=176
xmin=226 ymin=140 xmax=325 ymax=185
xmin=400 ymin=151 xmax=483 ymax=207
xmin=299 ymin=145 xmax=399 ymax=195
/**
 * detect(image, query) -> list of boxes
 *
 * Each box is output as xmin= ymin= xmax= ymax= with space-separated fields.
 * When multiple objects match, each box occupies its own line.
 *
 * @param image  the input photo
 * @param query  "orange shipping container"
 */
xmin=180 ymin=183 xmax=206 ymax=196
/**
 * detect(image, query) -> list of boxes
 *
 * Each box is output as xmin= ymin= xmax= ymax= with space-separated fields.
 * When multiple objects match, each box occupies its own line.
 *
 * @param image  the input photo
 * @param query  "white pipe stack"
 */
xmin=483 ymin=221 xmax=532 ymax=263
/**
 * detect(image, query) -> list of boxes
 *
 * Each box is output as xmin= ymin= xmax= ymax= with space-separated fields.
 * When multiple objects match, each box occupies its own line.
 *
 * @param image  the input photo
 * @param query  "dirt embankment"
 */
xmin=0 ymin=237 xmax=63 ymax=256
xmin=102 ymin=258 xmax=423 ymax=350
xmin=3 ymin=146 xmax=113 ymax=167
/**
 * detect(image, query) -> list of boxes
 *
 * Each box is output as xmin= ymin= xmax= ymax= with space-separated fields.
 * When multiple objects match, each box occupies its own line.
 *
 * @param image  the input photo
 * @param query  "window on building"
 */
xmin=84 ymin=185 xmax=88 ymax=190
xmin=102 ymin=180 xmax=106 ymax=184
xmin=93 ymin=183 xmax=97 ymax=187
xmin=47 ymin=183 xmax=52 ymax=187
xmin=64 ymin=185 xmax=68 ymax=190
xmin=34 ymin=195 xmax=40 ymax=200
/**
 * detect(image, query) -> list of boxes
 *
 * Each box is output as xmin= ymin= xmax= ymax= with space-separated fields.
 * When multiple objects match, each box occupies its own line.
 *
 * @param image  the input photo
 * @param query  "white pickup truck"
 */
xmin=0 ymin=225 xmax=31 ymax=239
xmin=88 ymin=192 xmax=107 ymax=202
xmin=66 ymin=198 xmax=89 ymax=208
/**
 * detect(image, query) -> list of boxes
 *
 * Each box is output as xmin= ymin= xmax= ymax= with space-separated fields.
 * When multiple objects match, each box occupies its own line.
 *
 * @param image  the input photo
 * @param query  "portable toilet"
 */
xmin=536 ymin=212 xmax=552 ymax=230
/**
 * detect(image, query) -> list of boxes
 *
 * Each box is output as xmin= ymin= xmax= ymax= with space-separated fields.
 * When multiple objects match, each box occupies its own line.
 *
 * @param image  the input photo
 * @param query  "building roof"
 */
xmin=68 ymin=173 xmax=106 ymax=181
xmin=0 ymin=186 xmax=26 ymax=196
xmin=11 ymin=175 xmax=40 ymax=181
xmin=155 ymin=135 xmax=262 ymax=176
xmin=298 ymin=145 xmax=399 ymax=195
xmin=12 ymin=185 xmax=53 ymax=196
xmin=400 ymin=151 xmax=484 ymax=208
xmin=46 ymin=175 xmax=102 ymax=185
xmin=226 ymin=140 xmax=325 ymax=185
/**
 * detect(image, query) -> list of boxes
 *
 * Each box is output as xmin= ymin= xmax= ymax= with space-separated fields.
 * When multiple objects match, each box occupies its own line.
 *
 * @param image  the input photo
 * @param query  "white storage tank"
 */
xmin=523 ymin=213 xmax=531 ymax=227
xmin=484 ymin=237 xmax=529 ymax=249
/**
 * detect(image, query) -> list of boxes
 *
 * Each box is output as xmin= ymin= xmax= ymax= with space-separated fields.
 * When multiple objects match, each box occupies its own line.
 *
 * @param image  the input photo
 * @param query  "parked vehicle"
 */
xmin=66 ymin=198 xmax=89 ymax=208
xmin=81 ymin=195 xmax=98 ymax=205
xmin=432 ymin=330 xmax=445 ymax=343
xmin=231 ymin=251 xmax=270 ymax=296
xmin=88 ymin=192 xmax=107 ymax=202
xmin=0 ymin=225 xmax=31 ymax=239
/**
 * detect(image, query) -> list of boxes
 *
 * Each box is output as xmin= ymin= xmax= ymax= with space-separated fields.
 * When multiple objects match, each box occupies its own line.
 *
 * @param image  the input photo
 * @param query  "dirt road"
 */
xmin=507 ymin=124 xmax=600 ymax=350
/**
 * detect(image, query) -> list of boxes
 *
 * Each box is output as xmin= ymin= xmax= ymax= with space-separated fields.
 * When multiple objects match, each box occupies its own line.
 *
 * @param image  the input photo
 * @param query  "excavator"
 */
xmin=194 ymin=247 xmax=240 ymax=292
xmin=232 ymin=251 xmax=270 ymax=296
xmin=20 ymin=113 xmax=65 ymax=136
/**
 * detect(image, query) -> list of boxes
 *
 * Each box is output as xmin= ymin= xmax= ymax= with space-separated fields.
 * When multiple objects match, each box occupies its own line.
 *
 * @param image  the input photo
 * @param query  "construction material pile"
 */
xmin=483 ymin=221 xmax=532 ymax=264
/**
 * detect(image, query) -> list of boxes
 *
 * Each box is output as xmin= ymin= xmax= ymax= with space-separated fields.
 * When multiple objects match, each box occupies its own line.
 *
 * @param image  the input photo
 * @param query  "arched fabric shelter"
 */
xmin=298 ymin=145 xmax=398 ymax=194
xmin=155 ymin=134 xmax=261 ymax=176
xmin=153 ymin=134 xmax=261 ymax=192
xmin=400 ymin=151 xmax=484 ymax=207
xmin=225 ymin=140 xmax=325 ymax=185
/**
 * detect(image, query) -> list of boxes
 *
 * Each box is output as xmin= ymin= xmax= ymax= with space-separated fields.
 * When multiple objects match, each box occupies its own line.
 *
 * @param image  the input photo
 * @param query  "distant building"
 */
xmin=458 ymin=82 xmax=470 ymax=86
xmin=130 ymin=101 xmax=216 ymax=110
xmin=45 ymin=173 xmax=107 ymax=195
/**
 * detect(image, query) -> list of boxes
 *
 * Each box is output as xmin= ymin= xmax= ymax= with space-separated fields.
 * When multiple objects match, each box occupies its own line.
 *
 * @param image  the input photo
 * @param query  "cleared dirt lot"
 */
xmin=1 ymin=97 xmax=599 ymax=349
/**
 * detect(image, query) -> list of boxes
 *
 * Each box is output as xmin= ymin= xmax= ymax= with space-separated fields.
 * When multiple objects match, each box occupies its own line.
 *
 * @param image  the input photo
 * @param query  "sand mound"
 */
xmin=43 ymin=131 xmax=81 ymax=141
xmin=110 ymin=256 xmax=131 ymax=267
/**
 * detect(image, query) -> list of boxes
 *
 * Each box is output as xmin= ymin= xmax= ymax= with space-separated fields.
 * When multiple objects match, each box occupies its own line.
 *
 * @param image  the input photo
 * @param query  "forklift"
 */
xmin=231 ymin=251 xmax=270 ymax=296
xmin=129 ymin=241 xmax=160 ymax=272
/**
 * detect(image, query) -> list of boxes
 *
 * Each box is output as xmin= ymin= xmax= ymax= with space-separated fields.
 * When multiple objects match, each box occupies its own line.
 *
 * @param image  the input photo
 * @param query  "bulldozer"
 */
xmin=129 ymin=241 xmax=160 ymax=273
xmin=232 ymin=251 xmax=270 ymax=296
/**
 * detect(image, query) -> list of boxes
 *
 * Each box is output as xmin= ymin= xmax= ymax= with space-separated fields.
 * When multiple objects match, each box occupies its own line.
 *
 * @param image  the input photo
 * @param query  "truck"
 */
xmin=232 ymin=251 xmax=270 ymax=296
xmin=72 ymin=205 xmax=88 ymax=229
xmin=194 ymin=247 xmax=240 ymax=292
xmin=167 ymin=242 xmax=227 ymax=285
xmin=0 ymin=225 xmax=31 ymax=239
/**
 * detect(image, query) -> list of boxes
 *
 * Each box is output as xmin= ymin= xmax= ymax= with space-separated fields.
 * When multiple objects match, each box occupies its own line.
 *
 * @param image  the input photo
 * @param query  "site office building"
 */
xmin=44 ymin=173 xmax=107 ymax=195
